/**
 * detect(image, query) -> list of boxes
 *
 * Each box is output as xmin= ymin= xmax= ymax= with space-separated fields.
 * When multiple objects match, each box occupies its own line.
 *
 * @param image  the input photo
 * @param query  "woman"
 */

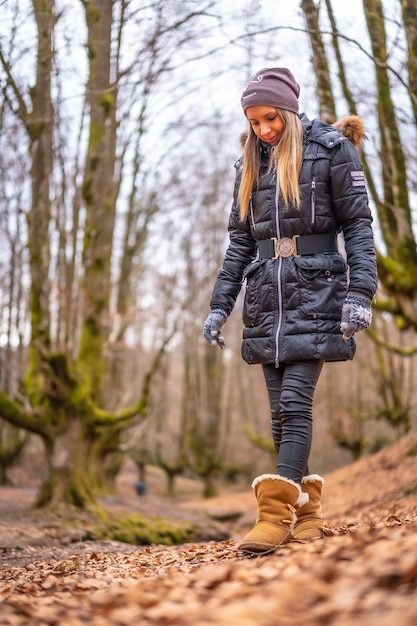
xmin=203 ymin=67 xmax=378 ymax=554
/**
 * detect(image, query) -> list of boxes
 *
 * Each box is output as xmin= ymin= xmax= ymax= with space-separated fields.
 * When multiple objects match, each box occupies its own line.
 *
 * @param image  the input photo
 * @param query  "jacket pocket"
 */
xmin=242 ymin=260 xmax=265 ymax=327
xmin=294 ymin=254 xmax=348 ymax=320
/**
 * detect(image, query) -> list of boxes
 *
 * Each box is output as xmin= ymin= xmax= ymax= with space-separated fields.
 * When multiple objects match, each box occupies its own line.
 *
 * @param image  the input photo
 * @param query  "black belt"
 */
xmin=257 ymin=233 xmax=338 ymax=259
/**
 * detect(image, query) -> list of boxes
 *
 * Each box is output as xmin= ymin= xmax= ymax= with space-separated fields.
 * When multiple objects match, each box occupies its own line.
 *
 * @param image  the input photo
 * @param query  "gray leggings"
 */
xmin=262 ymin=360 xmax=324 ymax=484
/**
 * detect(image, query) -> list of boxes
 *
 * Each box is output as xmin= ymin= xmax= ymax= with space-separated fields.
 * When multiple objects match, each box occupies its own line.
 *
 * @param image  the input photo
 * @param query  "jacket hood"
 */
xmin=239 ymin=114 xmax=366 ymax=152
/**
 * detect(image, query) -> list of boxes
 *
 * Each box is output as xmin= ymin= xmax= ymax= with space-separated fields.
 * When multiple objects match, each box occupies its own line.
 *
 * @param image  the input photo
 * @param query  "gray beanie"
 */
xmin=241 ymin=67 xmax=300 ymax=115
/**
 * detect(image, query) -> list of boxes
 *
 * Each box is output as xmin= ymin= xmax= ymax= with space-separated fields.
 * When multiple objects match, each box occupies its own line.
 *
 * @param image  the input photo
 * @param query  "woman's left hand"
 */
xmin=340 ymin=292 xmax=372 ymax=339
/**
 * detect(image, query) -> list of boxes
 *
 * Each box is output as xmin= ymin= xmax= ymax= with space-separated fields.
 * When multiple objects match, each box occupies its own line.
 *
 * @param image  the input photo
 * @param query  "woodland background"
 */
xmin=0 ymin=0 xmax=416 ymax=515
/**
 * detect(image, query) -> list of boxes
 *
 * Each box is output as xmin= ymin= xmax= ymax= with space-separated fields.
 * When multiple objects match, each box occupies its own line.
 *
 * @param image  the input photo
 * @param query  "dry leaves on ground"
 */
xmin=1 ymin=522 xmax=417 ymax=625
xmin=2 ymin=433 xmax=417 ymax=625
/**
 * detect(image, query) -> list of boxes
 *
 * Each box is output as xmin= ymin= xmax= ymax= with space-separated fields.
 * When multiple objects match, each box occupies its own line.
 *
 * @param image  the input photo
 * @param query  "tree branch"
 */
xmin=0 ymin=391 xmax=49 ymax=439
xmin=366 ymin=327 xmax=417 ymax=356
xmin=0 ymin=46 xmax=29 ymax=124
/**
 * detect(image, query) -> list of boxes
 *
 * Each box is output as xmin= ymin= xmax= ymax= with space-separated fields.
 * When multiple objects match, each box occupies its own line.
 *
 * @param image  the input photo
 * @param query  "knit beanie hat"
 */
xmin=241 ymin=67 xmax=300 ymax=115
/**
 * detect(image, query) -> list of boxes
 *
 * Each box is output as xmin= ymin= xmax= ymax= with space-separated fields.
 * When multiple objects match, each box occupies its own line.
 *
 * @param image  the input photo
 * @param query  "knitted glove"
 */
xmin=340 ymin=292 xmax=372 ymax=340
xmin=203 ymin=308 xmax=227 ymax=348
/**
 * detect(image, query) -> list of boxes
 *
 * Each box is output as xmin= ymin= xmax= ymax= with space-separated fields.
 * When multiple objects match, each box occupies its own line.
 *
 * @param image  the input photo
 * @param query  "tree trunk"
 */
xmin=301 ymin=0 xmax=337 ymax=122
xmin=79 ymin=0 xmax=117 ymax=400
xmin=362 ymin=0 xmax=417 ymax=328
xmin=401 ymin=0 xmax=417 ymax=126
xmin=35 ymin=419 xmax=95 ymax=508
xmin=0 ymin=424 xmax=28 ymax=486
xmin=25 ymin=0 xmax=54 ymax=380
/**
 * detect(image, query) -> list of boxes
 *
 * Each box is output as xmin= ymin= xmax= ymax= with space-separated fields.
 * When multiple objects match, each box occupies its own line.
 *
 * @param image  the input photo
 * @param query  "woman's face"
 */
xmin=245 ymin=105 xmax=284 ymax=145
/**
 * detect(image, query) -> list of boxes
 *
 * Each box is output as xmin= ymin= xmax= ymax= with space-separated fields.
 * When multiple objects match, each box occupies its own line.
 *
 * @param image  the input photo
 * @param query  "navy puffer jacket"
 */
xmin=210 ymin=114 xmax=378 ymax=365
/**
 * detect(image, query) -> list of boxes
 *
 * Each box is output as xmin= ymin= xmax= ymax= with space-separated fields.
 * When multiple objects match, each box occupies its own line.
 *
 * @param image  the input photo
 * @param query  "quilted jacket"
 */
xmin=210 ymin=114 xmax=378 ymax=365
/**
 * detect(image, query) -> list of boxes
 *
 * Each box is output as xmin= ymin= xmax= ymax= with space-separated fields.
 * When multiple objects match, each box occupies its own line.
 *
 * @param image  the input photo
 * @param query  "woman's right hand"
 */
xmin=203 ymin=309 xmax=227 ymax=349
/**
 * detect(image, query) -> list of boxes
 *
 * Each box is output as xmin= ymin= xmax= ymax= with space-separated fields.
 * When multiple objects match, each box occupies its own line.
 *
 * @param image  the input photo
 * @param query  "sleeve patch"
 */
xmin=351 ymin=170 xmax=366 ymax=187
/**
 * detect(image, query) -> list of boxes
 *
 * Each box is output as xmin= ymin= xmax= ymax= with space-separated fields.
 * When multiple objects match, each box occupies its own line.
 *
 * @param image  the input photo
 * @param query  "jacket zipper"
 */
xmin=274 ymin=175 xmax=283 ymax=368
xmin=311 ymin=178 xmax=316 ymax=224
xmin=250 ymin=197 xmax=256 ymax=233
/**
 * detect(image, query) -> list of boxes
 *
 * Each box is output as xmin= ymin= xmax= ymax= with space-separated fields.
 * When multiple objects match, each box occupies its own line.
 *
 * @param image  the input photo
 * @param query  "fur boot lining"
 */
xmin=251 ymin=474 xmax=309 ymax=508
xmin=251 ymin=473 xmax=297 ymax=489
xmin=301 ymin=474 xmax=325 ymax=485
xmin=298 ymin=492 xmax=309 ymax=507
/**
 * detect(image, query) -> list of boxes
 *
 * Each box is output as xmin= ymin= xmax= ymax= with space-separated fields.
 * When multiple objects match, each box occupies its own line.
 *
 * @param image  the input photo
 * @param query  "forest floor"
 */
xmin=1 ymin=434 xmax=417 ymax=625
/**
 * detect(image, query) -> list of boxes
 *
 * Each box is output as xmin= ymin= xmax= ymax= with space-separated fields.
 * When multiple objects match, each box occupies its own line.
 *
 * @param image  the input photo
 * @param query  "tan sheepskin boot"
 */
xmin=292 ymin=474 xmax=325 ymax=541
xmin=238 ymin=474 xmax=309 ymax=554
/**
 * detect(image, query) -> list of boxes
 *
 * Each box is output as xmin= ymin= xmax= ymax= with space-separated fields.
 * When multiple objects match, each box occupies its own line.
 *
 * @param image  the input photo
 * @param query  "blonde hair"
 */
xmin=238 ymin=109 xmax=303 ymax=221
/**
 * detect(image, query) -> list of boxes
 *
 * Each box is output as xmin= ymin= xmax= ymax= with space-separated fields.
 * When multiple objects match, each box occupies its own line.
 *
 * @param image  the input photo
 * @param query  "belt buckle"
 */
xmin=273 ymin=235 xmax=300 ymax=258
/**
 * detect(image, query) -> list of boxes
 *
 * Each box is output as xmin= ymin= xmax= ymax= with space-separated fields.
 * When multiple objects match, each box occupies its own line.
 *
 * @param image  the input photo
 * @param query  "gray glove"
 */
xmin=340 ymin=292 xmax=372 ymax=340
xmin=203 ymin=308 xmax=227 ymax=348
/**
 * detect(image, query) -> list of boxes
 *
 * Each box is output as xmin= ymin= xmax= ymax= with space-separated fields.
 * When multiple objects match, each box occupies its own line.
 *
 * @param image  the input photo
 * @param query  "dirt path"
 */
xmin=1 ymin=434 xmax=417 ymax=625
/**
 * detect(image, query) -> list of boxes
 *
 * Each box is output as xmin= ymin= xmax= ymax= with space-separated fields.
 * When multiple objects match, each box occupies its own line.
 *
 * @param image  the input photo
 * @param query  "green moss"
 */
xmin=78 ymin=325 xmax=103 ymax=374
xmin=100 ymin=93 xmax=114 ymax=114
xmin=82 ymin=178 xmax=93 ymax=204
xmin=93 ymin=513 xmax=196 ymax=546
xmin=85 ymin=3 xmax=101 ymax=25
xmin=24 ymin=505 xmax=203 ymax=547
xmin=90 ymin=156 xmax=100 ymax=172
xmin=89 ymin=120 xmax=104 ymax=152
xmin=368 ymin=435 xmax=394 ymax=453
xmin=34 ymin=473 xmax=96 ymax=509
xmin=405 ymin=444 xmax=417 ymax=457
xmin=67 ymin=483 xmax=91 ymax=508
xmin=404 ymin=482 xmax=417 ymax=496
xmin=34 ymin=480 xmax=54 ymax=508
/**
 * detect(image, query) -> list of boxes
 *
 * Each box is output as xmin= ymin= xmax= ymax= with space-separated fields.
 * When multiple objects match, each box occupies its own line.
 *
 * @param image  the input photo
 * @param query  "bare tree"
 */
xmin=300 ymin=0 xmax=336 ymax=123
xmin=300 ymin=0 xmax=417 ymax=443
xmin=0 ymin=0 xmax=218 ymax=508
xmin=302 ymin=0 xmax=417 ymax=329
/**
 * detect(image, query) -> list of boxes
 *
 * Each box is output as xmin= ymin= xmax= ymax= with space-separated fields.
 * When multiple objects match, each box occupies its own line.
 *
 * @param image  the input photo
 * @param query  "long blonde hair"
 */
xmin=238 ymin=109 xmax=303 ymax=221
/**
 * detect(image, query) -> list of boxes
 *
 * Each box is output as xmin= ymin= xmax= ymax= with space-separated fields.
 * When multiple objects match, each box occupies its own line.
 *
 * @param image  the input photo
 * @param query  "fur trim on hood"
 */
xmin=332 ymin=115 xmax=366 ymax=151
xmin=239 ymin=114 xmax=366 ymax=151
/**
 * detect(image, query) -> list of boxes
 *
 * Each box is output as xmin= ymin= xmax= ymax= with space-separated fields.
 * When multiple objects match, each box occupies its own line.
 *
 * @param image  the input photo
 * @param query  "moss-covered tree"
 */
xmin=301 ymin=0 xmax=417 ymax=438
xmin=0 ymin=0 xmax=214 ymax=508
xmin=302 ymin=0 xmax=417 ymax=330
